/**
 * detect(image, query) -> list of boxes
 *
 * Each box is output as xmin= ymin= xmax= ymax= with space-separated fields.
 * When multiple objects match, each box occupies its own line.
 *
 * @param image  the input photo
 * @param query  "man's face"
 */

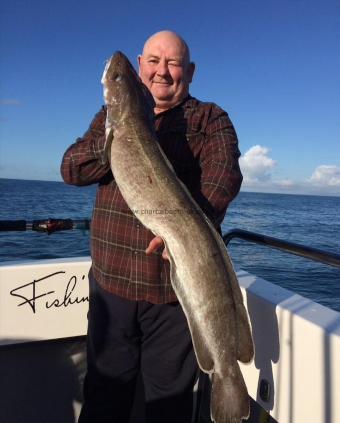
xmin=138 ymin=34 xmax=195 ymax=113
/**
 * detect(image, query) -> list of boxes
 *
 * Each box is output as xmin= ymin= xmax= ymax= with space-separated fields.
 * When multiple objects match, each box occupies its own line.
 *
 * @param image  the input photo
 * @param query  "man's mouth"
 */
xmin=153 ymin=80 xmax=171 ymax=85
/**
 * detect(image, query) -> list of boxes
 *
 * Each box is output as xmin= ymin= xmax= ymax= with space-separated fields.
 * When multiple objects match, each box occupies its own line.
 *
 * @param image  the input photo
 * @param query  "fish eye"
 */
xmin=111 ymin=73 xmax=122 ymax=82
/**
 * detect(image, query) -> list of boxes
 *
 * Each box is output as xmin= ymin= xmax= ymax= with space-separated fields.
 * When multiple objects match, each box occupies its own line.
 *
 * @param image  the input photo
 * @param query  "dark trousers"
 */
xmin=78 ymin=271 xmax=199 ymax=423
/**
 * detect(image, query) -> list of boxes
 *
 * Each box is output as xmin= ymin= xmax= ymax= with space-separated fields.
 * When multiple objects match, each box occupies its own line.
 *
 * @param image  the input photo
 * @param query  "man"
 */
xmin=61 ymin=30 xmax=242 ymax=423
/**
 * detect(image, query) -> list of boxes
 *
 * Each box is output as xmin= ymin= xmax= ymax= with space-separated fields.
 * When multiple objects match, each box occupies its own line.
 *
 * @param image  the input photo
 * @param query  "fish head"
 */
xmin=101 ymin=51 xmax=155 ymax=126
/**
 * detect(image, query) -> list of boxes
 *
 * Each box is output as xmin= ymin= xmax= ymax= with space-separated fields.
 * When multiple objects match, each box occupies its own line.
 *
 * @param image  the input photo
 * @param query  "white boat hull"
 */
xmin=1 ymin=258 xmax=339 ymax=422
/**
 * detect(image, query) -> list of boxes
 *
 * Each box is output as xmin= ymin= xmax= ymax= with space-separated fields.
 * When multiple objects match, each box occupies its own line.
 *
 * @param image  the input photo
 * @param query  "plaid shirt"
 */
xmin=61 ymin=96 xmax=242 ymax=303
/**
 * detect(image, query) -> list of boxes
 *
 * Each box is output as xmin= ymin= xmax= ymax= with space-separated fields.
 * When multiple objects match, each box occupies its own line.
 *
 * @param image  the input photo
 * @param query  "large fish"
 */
xmin=101 ymin=51 xmax=254 ymax=423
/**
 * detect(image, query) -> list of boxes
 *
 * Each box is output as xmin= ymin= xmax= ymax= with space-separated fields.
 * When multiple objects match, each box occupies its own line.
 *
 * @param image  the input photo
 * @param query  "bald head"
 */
xmin=142 ymin=31 xmax=191 ymax=65
xmin=138 ymin=31 xmax=195 ymax=114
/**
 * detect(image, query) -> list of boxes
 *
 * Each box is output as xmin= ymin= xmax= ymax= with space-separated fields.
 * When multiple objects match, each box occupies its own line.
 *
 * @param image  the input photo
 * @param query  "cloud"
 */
xmin=0 ymin=98 xmax=21 ymax=106
xmin=239 ymin=145 xmax=276 ymax=184
xmin=276 ymin=179 xmax=295 ymax=188
xmin=309 ymin=165 xmax=340 ymax=187
xmin=239 ymin=145 xmax=340 ymax=196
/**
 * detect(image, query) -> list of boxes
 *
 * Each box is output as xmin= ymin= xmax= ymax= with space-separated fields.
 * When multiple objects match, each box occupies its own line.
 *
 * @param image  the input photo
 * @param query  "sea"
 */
xmin=0 ymin=178 xmax=339 ymax=312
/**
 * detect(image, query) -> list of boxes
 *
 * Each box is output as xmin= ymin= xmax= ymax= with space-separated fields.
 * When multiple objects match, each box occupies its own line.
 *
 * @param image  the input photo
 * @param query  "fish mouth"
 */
xmin=102 ymin=51 xmax=131 ymax=83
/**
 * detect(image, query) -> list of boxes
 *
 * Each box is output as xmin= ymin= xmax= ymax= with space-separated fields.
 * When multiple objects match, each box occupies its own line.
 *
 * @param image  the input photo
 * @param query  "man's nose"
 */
xmin=156 ymin=59 xmax=170 ymax=77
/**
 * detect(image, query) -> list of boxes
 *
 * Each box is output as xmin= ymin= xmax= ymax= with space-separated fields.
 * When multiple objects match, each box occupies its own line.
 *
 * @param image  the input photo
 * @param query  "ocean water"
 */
xmin=0 ymin=178 xmax=339 ymax=312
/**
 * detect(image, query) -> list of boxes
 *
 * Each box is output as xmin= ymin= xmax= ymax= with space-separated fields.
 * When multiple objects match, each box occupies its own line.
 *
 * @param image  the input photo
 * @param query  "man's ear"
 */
xmin=187 ymin=62 xmax=195 ymax=83
xmin=137 ymin=55 xmax=142 ymax=76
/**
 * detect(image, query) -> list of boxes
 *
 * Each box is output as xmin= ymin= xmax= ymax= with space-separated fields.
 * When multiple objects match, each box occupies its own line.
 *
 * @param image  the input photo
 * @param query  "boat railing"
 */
xmin=1 ymin=219 xmax=340 ymax=268
xmin=223 ymin=228 xmax=340 ymax=268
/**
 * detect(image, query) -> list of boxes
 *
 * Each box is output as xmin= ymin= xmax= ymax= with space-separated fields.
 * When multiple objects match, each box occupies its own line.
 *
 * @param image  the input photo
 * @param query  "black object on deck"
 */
xmin=0 ymin=219 xmax=91 ymax=234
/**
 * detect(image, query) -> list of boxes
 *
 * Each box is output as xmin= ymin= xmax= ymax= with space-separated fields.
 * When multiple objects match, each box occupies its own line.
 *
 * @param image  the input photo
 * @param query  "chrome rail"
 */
xmin=222 ymin=229 xmax=340 ymax=268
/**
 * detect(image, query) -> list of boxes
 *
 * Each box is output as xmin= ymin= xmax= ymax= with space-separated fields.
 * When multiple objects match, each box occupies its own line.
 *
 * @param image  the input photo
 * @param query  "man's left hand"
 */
xmin=145 ymin=236 xmax=169 ymax=260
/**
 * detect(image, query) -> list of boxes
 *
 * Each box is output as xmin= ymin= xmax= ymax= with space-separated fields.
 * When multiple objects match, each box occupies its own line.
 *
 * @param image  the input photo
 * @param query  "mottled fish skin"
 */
xmin=101 ymin=51 xmax=254 ymax=423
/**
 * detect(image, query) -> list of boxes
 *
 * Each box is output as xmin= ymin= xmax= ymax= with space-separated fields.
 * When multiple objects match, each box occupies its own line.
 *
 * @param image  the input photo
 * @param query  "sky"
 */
xmin=1 ymin=0 xmax=339 ymax=196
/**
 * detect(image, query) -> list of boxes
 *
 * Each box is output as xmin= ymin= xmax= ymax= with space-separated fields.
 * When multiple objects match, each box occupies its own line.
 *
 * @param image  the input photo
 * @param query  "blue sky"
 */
xmin=1 ymin=0 xmax=339 ymax=196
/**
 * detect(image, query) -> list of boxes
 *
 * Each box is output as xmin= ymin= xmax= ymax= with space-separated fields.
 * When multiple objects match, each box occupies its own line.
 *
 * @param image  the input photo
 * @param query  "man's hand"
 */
xmin=145 ymin=236 xmax=169 ymax=260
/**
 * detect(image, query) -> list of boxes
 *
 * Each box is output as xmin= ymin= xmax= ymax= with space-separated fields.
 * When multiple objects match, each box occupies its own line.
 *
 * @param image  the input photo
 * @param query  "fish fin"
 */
xmin=228 ymin=269 xmax=254 ymax=363
xmin=189 ymin=317 xmax=214 ymax=373
xmin=235 ymin=303 xmax=254 ymax=363
xmin=167 ymin=249 xmax=214 ymax=373
xmin=211 ymin=368 xmax=250 ymax=423
xmin=208 ymin=230 xmax=254 ymax=364
xmin=221 ymin=248 xmax=254 ymax=363
xmin=104 ymin=127 xmax=114 ymax=161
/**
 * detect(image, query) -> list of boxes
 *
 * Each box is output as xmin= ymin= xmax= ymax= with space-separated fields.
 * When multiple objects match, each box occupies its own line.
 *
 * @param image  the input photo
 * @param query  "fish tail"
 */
xmin=210 ymin=367 xmax=250 ymax=423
